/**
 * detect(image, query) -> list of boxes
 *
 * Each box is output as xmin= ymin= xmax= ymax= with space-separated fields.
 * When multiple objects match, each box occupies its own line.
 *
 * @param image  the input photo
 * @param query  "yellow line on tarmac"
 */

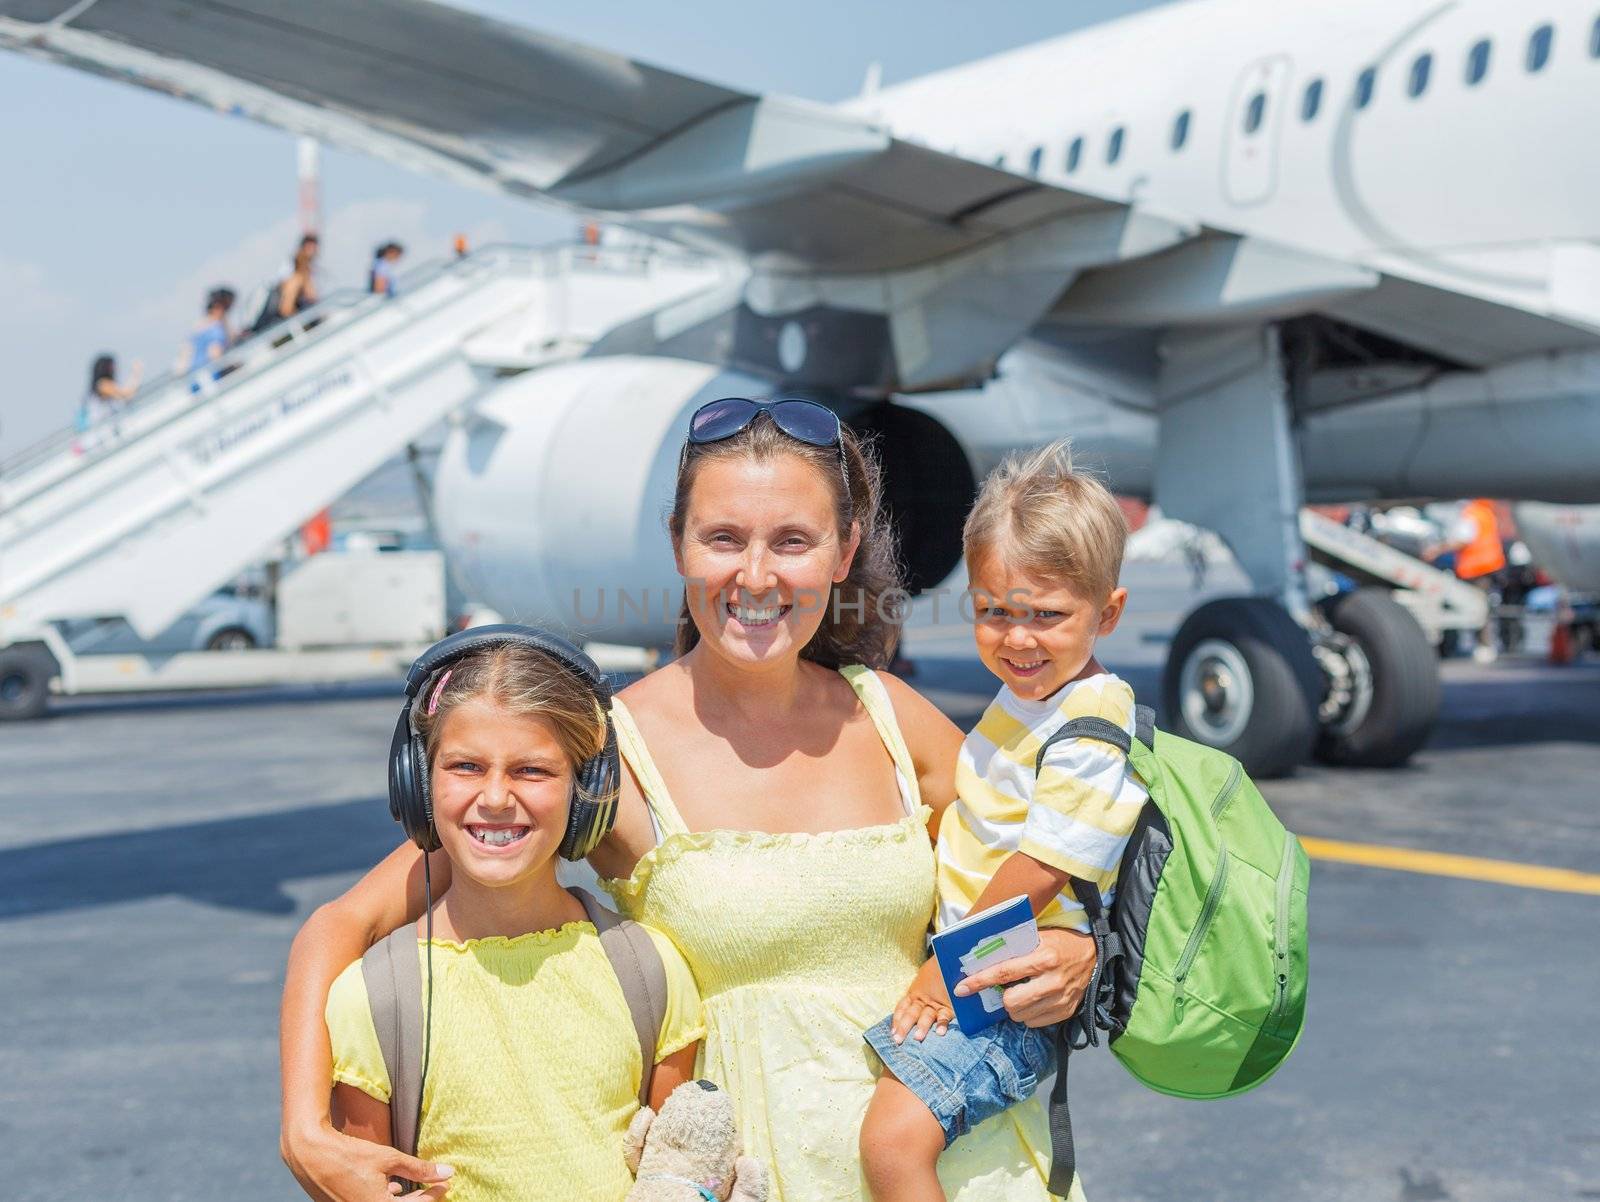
xmin=1299 ymin=836 xmax=1600 ymax=896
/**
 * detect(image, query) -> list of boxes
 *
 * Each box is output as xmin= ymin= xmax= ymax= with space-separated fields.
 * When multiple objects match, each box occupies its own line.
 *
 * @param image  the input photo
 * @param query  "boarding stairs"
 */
xmin=0 ymin=243 xmax=724 ymax=694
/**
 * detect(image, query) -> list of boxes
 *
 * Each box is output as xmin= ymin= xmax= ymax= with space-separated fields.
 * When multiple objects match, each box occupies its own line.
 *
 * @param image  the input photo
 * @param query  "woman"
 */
xmin=80 ymin=353 xmax=142 ymax=428
xmin=279 ymin=399 xmax=1097 ymax=1202
xmin=255 ymin=234 xmax=319 ymax=334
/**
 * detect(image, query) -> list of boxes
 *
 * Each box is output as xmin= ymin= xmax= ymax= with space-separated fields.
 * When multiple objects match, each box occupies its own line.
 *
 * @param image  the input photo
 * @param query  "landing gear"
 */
xmin=0 ymin=644 xmax=56 ymax=721
xmin=1311 ymin=588 xmax=1439 ymax=767
xmin=1152 ymin=324 xmax=1441 ymax=776
xmin=1163 ymin=598 xmax=1322 ymax=778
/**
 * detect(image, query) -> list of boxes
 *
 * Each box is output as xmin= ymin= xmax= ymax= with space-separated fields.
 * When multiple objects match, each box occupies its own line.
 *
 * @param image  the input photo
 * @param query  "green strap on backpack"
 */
xmin=1037 ymin=706 xmax=1310 ymax=1196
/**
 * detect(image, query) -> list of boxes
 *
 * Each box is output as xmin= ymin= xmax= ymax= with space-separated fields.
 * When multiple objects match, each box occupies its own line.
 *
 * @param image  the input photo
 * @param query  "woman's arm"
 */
xmin=952 ymin=927 xmax=1096 ymax=1028
xmin=280 ymin=842 xmax=453 ymax=1201
xmin=877 ymin=672 xmax=964 ymax=838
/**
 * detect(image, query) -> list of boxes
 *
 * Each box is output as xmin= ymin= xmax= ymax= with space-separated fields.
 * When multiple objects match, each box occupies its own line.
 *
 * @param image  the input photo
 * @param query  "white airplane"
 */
xmin=4 ymin=0 xmax=1598 ymax=776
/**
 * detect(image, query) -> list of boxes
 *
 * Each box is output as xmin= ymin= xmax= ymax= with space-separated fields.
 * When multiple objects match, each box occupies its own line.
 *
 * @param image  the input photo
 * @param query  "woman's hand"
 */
xmin=281 ymin=1117 xmax=453 ymax=1201
xmin=891 ymin=956 xmax=954 ymax=1043
xmin=952 ymin=928 xmax=1096 ymax=1028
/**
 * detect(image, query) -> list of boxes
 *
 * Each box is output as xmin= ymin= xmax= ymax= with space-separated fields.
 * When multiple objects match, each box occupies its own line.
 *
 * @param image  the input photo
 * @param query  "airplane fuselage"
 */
xmin=854 ymin=0 xmax=1600 ymax=333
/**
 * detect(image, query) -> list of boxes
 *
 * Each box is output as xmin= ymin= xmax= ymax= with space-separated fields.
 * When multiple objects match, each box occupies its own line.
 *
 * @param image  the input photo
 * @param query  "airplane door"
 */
xmin=1224 ymin=56 xmax=1292 ymax=207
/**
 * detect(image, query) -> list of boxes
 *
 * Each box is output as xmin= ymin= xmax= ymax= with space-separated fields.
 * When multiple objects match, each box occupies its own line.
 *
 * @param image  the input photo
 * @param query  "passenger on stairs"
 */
xmin=183 ymin=287 xmax=235 ymax=388
xmin=78 ymin=353 xmax=141 ymax=429
xmin=368 ymin=242 xmax=404 ymax=296
xmin=253 ymin=233 xmax=320 ymax=336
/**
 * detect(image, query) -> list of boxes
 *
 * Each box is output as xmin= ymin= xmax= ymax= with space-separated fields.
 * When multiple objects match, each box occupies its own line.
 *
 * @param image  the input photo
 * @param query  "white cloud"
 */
xmin=0 ymin=257 xmax=72 ymax=323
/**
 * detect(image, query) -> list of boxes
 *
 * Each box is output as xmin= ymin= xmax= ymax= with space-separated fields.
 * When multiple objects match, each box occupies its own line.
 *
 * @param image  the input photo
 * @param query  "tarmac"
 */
xmin=3 ymin=561 xmax=1597 ymax=1201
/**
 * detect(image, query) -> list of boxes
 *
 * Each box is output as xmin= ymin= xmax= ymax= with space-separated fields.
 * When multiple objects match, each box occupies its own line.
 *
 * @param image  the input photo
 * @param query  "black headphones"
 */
xmin=386 ymin=624 xmax=620 ymax=860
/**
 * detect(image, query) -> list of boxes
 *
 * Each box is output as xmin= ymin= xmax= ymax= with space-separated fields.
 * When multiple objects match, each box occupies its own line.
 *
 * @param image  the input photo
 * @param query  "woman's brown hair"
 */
xmin=668 ymin=409 xmax=904 ymax=670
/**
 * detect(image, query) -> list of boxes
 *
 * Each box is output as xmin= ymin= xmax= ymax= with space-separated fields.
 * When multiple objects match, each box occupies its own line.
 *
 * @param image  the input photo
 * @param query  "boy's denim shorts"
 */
xmin=864 ymin=1012 xmax=1056 ymax=1147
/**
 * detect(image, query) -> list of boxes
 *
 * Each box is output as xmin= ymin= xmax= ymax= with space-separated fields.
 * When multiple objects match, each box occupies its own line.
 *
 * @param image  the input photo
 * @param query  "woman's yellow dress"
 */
xmin=603 ymin=666 xmax=1082 ymax=1202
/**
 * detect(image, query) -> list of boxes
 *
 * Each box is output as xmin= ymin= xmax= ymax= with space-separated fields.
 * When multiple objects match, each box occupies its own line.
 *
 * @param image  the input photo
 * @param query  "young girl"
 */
xmin=322 ymin=630 xmax=704 ymax=1201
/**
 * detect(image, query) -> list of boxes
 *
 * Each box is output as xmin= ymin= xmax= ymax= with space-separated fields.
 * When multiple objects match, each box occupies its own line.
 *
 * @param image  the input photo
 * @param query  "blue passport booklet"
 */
xmin=930 ymin=894 xmax=1040 ymax=1035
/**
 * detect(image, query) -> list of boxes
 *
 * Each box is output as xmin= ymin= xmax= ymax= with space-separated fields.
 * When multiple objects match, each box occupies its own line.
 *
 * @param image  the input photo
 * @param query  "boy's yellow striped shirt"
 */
xmin=935 ymin=673 xmax=1148 ymax=933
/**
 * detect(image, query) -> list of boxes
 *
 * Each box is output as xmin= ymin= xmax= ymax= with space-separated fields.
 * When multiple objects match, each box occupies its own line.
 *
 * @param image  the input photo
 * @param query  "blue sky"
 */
xmin=0 ymin=0 xmax=1167 ymax=453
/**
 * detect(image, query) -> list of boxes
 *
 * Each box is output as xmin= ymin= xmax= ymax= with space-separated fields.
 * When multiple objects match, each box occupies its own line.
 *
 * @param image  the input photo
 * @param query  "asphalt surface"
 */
xmin=3 ymin=563 xmax=1597 ymax=1201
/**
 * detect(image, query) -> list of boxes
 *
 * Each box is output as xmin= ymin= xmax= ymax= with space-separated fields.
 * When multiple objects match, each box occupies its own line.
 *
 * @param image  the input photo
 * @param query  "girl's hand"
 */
xmin=952 ymin=928 xmax=1095 ymax=1028
xmin=281 ymin=1118 xmax=452 ymax=1201
xmin=891 ymin=956 xmax=953 ymax=1044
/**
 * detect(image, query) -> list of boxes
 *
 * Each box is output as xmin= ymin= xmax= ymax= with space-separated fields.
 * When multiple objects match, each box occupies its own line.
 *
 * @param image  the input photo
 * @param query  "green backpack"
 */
xmin=1038 ymin=706 xmax=1310 ymax=1195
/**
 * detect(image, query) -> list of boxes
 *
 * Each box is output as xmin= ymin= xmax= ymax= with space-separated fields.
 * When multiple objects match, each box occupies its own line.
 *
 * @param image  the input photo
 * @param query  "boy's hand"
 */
xmin=891 ymin=956 xmax=954 ymax=1044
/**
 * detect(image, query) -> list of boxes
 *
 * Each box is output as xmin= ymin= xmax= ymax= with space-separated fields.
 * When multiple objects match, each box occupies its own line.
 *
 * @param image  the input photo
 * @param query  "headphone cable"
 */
xmin=417 ymin=850 xmax=434 ymax=1158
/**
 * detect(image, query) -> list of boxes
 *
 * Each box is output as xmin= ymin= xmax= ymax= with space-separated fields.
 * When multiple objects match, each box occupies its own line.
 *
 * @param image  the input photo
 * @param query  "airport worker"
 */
xmin=1453 ymin=498 xmax=1507 ymax=581
xmin=1426 ymin=499 xmax=1508 ymax=659
xmin=278 ymin=400 xmax=1099 ymax=1202
xmin=79 ymin=352 xmax=141 ymax=428
xmin=860 ymin=441 xmax=1142 ymax=1202
xmin=368 ymin=241 xmax=404 ymax=296
xmin=321 ymin=629 xmax=706 ymax=1201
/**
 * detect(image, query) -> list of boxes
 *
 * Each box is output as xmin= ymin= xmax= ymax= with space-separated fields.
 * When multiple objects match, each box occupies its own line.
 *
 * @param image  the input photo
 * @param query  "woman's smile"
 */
xmin=725 ymin=598 xmax=792 ymax=628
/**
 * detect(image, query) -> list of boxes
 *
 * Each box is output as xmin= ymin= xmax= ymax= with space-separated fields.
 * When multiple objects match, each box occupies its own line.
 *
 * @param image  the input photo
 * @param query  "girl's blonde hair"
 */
xmin=411 ymin=644 xmax=611 ymax=801
xmin=963 ymin=439 xmax=1128 ymax=600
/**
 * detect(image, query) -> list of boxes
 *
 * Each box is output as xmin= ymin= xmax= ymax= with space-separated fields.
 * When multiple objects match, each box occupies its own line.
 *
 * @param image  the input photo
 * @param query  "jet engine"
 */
xmin=433 ymin=355 xmax=978 ymax=647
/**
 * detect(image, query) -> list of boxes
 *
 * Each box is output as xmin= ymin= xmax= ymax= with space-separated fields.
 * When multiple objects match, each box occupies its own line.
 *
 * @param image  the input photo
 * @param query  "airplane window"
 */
xmin=1107 ymin=126 xmax=1125 ymax=164
xmin=1592 ymin=16 xmax=1600 ymax=57
xmin=1066 ymin=136 xmax=1083 ymax=173
xmin=1466 ymin=38 xmax=1492 ymax=84
xmin=1028 ymin=145 xmax=1043 ymax=176
xmin=1243 ymin=91 xmax=1267 ymax=133
xmin=1528 ymin=23 xmax=1554 ymax=72
xmin=1302 ymin=77 xmax=1323 ymax=121
xmin=1409 ymin=52 xmax=1432 ymax=96
xmin=1355 ymin=66 xmax=1377 ymax=109
xmin=1171 ymin=109 xmax=1191 ymax=150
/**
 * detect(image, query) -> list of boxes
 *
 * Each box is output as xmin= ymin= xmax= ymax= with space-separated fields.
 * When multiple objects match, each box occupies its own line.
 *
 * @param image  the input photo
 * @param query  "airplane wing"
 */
xmin=4 ymin=0 xmax=1592 ymax=389
xmin=0 ymin=0 xmax=1125 ymax=274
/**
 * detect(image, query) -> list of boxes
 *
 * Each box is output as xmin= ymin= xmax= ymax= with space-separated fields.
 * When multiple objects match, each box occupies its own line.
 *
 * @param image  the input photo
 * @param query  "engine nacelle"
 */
xmin=434 ymin=355 xmax=978 ymax=646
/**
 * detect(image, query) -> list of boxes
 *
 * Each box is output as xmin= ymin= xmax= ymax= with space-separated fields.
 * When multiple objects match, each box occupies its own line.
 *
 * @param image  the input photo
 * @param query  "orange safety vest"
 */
xmin=1456 ymin=499 xmax=1506 ymax=579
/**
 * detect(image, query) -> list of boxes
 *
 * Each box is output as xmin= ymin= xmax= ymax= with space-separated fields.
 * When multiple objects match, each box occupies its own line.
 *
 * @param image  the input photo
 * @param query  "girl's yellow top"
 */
xmin=325 ymin=920 xmax=703 ymax=1202
xmin=602 ymin=666 xmax=1082 ymax=1202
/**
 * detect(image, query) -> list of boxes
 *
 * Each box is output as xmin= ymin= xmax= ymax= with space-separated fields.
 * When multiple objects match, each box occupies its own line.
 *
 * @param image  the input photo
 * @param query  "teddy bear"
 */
xmin=623 ymin=1079 xmax=770 ymax=1202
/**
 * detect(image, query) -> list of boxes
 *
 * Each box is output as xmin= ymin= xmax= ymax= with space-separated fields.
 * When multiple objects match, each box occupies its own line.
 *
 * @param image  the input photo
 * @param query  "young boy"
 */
xmin=861 ymin=440 xmax=1147 ymax=1202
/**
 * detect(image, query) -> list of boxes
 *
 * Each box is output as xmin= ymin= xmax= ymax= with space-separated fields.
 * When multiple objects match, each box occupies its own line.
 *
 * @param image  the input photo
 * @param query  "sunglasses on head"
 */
xmin=684 ymin=397 xmax=849 ymax=489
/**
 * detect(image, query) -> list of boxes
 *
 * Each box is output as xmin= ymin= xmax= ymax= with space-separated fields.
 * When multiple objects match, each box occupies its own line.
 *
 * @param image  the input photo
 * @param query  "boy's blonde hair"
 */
xmin=963 ymin=439 xmax=1128 ymax=601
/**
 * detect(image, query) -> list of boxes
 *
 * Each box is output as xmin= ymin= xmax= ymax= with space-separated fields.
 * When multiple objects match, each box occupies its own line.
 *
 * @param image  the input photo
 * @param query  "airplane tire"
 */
xmin=1314 ymin=588 xmax=1439 ymax=768
xmin=1163 ymin=597 xmax=1322 ymax=779
xmin=0 ymin=644 xmax=55 ymax=721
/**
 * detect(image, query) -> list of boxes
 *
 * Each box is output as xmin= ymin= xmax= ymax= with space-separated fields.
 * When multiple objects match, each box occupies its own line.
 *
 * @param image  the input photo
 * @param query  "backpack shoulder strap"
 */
xmin=1031 ymin=707 xmax=1153 ymax=1197
xmin=1033 ymin=704 xmax=1156 ymax=774
xmin=361 ymin=924 xmax=424 ymax=1156
xmin=574 ymin=889 xmax=668 ymax=1106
